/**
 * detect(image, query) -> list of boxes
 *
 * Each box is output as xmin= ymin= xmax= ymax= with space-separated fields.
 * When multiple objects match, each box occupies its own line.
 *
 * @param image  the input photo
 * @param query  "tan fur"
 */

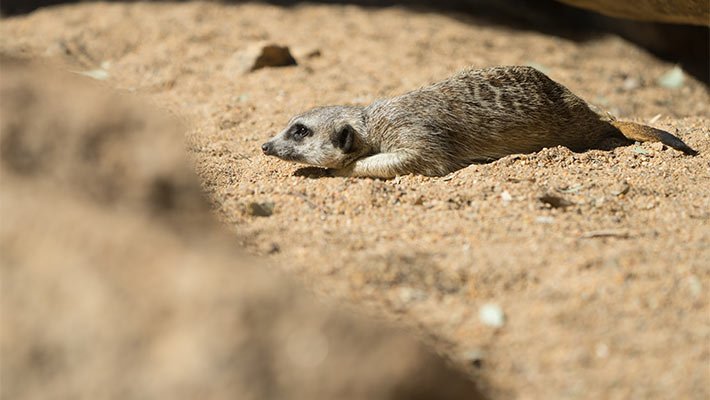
xmin=262 ymin=66 xmax=696 ymax=178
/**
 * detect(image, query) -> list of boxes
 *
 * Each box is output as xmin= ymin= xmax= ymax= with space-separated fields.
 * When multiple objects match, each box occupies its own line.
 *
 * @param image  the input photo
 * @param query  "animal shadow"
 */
xmin=294 ymin=166 xmax=329 ymax=178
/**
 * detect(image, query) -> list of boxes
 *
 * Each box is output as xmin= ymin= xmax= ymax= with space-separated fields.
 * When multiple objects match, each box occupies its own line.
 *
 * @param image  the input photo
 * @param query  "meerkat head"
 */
xmin=262 ymin=106 xmax=368 ymax=169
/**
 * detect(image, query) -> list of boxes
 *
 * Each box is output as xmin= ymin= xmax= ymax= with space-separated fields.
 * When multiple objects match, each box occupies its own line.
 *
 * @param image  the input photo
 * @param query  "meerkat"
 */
xmin=261 ymin=66 xmax=696 ymax=178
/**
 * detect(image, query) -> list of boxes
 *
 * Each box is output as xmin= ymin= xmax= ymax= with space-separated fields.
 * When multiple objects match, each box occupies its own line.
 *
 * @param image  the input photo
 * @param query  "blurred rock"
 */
xmin=0 ymin=57 xmax=481 ymax=400
xmin=247 ymin=201 xmax=275 ymax=217
xmin=233 ymin=43 xmax=297 ymax=74
xmin=478 ymin=304 xmax=505 ymax=328
xmin=538 ymin=193 xmax=573 ymax=209
xmin=556 ymin=0 xmax=709 ymax=25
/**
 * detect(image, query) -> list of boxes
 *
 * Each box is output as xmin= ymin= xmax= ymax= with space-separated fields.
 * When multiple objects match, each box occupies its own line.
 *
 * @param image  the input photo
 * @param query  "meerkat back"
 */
xmin=360 ymin=66 xmax=614 ymax=175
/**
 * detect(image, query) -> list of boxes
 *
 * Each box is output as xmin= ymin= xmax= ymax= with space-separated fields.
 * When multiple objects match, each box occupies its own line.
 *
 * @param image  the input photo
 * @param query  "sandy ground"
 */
xmin=1 ymin=2 xmax=709 ymax=398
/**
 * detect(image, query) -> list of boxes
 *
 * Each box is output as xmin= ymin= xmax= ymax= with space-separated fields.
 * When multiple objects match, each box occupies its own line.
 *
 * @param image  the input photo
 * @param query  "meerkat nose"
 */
xmin=261 ymin=142 xmax=273 ymax=155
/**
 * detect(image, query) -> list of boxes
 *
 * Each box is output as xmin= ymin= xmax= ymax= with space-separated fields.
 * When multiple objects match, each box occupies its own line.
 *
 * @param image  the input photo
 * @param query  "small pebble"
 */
xmin=650 ymin=142 xmax=665 ymax=151
xmin=268 ymin=243 xmax=280 ymax=254
xmin=686 ymin=276 xmax=702 ymax=298
xmin=631 ymin=146 xmax=651 ymax=155
xmin=610 ymin=181 xmax=630 ymax=196
xmin=72 ymin=69 xmax=110 ymax=80
xmin=622 ymin=77 xmax=639 ymax=91
xmin=398 ymin=287 xmax=428 ymax=303
xmin=648 ymin=113 xmax=662 ymax=124
xmin=247 ymin=201 xmax=275 ymax=217
xmin=479 ymin=303 xmax=505 ymax=328
xmin=595 ymin=343 xmax=609 ymax=358
xmin=658 ymin=65 xmax=684 ymax=89
xmin=234 ymin=43 xmax=297 ymax=73
xmin=460 ymin=348 xmax=486 ymax=367
xmin=539 ymin=193 xmax=572 ymax=209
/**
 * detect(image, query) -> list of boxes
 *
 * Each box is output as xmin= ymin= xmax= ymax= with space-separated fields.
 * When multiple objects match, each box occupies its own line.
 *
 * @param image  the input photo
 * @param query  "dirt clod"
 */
xmin=234 ymin=43 xmax=297 ymax=73
xmin=539 ymin=193 xmax=574 ymax=208
xmin=247 ymin=201 xmax=275 ymax=217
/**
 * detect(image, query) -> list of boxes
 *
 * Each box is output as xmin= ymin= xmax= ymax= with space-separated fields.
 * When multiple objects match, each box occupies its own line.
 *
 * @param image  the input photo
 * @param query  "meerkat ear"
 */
xmin=333 ymin=124 xmax=355 ymax=153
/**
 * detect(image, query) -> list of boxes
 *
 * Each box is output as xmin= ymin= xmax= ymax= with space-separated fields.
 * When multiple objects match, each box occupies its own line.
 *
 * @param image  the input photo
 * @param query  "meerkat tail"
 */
xmin=610 ymin=121 xmax=697 ymax=155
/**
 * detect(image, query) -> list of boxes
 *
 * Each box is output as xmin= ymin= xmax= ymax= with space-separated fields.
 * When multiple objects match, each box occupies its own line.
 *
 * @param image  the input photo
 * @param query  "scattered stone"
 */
xmin=622 ymin=77 xmax=639 ymax=91
xmin=436 ymin=271 xmax=465 ymax=293
xmin=595 ymin=196 xmax=606 ymax=206
xmin=460 ymin=348 xmax=486 ymax=368
xmin=580 ymin=229 xmax=631 ymax=239
xmin=650 ymin=142 xmax=666 ymax=152
xmin=268 ymin=243 xmax=281 ymax=254
xmin=501 ymin=190 xmax=513 ymax=202
xmin=479 ymin=303 xmax=505 ymax=328
xmin=595 ymin=343 xmax=610 ymax=358
xmin=442 ymin=172 xmax=458 ymax=181
xmin=557 ymin=185 xmax=584 ymax=193
xmin=631 ymin=146 xmax=652 ymax=155
xmin=398 ymin=287 xmax=428 ymax=303
xmin=537 ymin=216 xmax=555 ymax=224
xmin=639 ymin=201 xmax=657 ymax=210
xmin=610 ymin=181 xmax=630 ymax=196
xmin=234 ymin=43 xmax=297 ymax=73
xmin=247 ymin=201 xmax=275 ymax=217
xmin=305 ymin=49 xmax=322 ymax=58
xmin=72 ymin=68 xmax=110 ymax=80
xmin=686 ymin=276 xmax=702 ymax=298
xmin=658 ymin=65 xmax=684 ymax=89
xmin=218 ymin=119 xmax=238 ymax=130
xmin=648 ymin=113 xmax=662 ymax=124
xmin=234 ymin=93 xmax=250 ymax=102
xmin=539 ymin=193 xmax=573 ymax=209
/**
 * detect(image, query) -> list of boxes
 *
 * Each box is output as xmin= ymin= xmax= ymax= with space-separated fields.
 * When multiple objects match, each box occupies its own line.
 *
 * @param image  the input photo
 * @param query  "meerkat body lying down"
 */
xmin=262 ymin=66 xmax=696 ymax=178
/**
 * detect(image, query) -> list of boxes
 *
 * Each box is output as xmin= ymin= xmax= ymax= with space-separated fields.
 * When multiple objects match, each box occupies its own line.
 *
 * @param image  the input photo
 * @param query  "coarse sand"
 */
xmin=1 ymin=2 xmax=708 ymax=398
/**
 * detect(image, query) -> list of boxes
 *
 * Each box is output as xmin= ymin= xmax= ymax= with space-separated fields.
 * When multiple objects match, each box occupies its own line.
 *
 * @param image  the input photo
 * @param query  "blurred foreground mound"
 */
xmin=0 ymin=57 xmax=480 ymax=400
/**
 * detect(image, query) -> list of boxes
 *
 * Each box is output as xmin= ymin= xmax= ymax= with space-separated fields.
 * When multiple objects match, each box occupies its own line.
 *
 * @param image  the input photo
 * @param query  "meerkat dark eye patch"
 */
xmin=333 ymin=124 xmax=355 ymax=153
xmin=289 ymin=123 xmax=311 ymax=141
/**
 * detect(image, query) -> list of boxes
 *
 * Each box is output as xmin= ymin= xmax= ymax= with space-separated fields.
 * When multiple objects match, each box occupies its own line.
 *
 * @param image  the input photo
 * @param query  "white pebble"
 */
xmin=398 ymin=287 xmax=428 ymax=303
xmin=479 ymin=303 xmax=505 ymax=328
xmin=595 ymin=343 xmax=609 ymax=358
xmin=658 ymin=65 xmax=684 ymax=89
xmin=686 ymin=276 xmax=702 ymax=298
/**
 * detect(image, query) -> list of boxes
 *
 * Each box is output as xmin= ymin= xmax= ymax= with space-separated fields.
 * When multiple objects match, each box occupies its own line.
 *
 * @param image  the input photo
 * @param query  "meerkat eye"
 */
xmin=290 ymin=124 xmax=311 ymax=140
